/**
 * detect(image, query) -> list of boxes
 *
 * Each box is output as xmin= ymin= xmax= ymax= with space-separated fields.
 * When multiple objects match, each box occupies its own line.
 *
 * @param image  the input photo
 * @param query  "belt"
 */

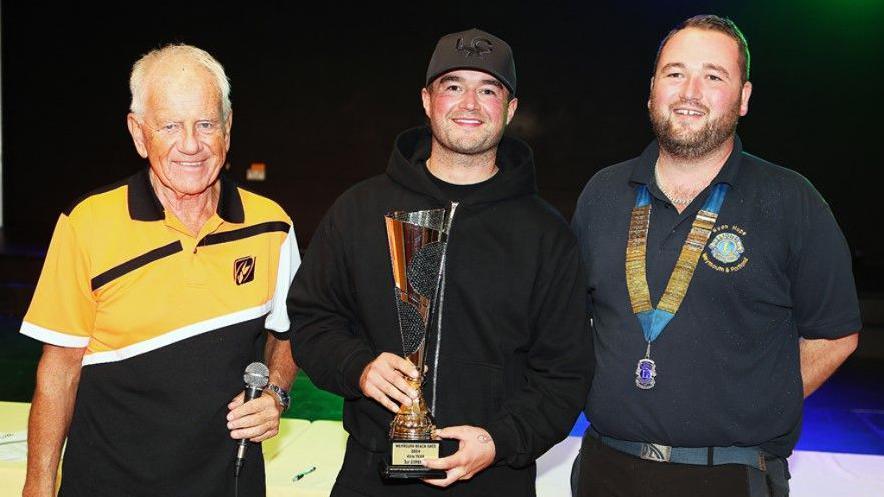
xmin=587 ymin=427 xmax=767 ymax=471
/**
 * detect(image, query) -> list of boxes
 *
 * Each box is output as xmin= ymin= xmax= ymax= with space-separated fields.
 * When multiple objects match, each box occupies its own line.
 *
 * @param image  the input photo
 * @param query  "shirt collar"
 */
xmin=127 ymin=168 xmax=244 ymax=223
xmin=628 ymin=135 xmax=744 ymax=188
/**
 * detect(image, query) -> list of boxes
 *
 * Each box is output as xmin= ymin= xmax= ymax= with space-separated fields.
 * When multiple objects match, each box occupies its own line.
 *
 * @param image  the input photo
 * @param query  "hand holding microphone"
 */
xmin=231 ymin=362 xmax=269 ymax=477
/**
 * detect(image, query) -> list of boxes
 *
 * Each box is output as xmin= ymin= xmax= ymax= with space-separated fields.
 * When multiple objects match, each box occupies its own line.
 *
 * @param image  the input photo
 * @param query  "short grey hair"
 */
xmin=129 ymin=43 xmax=232 ymax=120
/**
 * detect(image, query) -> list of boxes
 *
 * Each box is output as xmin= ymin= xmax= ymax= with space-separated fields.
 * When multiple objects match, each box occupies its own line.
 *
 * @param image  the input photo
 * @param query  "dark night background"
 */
xmin=2 ymin=1 xmax=882 ymax=292
xmin=2 ymin=3 xmax=883 ymax=475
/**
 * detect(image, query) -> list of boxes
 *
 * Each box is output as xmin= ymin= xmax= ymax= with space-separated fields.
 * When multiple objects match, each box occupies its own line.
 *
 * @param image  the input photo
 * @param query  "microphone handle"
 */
xmin=234 ymin=385 xmax=264 ymax=477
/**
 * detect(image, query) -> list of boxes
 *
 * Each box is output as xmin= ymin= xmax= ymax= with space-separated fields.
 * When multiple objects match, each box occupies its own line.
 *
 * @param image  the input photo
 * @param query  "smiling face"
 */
xmin=127 ymin=59 xmax=231 ymax=198
xmin=421 ymin=69 xmax=518 ymax=156
xmin=648 ymin=27 xmax=752 ymax=159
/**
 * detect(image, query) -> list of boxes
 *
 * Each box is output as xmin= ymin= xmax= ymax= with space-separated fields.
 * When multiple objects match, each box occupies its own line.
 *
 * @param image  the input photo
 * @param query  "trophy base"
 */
xmin=380 ymin=461 xmax=447 ymax=479
xmin=380 ymin=439 xmax=446 ymax=479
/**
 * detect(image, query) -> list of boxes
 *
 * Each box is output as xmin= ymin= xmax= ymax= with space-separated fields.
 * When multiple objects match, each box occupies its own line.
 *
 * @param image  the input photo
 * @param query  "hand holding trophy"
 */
xmin=380 ymin=208 xmax=449 ymax=479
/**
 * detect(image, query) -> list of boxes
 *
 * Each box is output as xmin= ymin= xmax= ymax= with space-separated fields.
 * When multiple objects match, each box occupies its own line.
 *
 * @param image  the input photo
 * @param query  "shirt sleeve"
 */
xmin=789 ymin=188 xmax=862 ymax=339
xmin=484 ymin=230 xmax=592 ymax=467
xmin=265 ymin=224 xmax=301 ymax=333
xmin=20 ymin=214 xmax=95 ymax=347
xmin=288 ymin=207 xmax=375 ymax=399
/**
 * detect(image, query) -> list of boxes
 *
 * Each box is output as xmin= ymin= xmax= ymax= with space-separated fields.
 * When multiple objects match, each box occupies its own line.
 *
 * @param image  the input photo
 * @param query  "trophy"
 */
xmin=381 ymin=208 xmax=449 ymax=479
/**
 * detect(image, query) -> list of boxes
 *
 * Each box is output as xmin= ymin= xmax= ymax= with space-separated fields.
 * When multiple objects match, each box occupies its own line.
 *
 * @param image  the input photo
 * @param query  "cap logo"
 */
xmin=456 ymin=37 xmax=493 ymax=57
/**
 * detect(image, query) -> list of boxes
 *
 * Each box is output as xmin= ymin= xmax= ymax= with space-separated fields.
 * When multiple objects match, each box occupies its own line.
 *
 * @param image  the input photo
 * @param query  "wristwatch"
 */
xmin=266 ymin=383 xmax=291 ymax=412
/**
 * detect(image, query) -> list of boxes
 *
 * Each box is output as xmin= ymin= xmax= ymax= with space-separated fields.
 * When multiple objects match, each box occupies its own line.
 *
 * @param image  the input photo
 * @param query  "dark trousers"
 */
xmin=573 ymin=435 xmax=789 ymax=497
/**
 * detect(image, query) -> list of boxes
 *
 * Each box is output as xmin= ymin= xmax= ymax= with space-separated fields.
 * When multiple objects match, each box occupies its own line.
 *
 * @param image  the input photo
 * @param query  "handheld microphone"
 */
xmin=234 ymin=361 xmax=270 ymax=477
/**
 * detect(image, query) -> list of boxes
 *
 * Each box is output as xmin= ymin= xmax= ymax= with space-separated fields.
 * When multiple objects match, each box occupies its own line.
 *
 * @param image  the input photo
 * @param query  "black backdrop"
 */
xmin=3 ymin=1 xmax=882 ymax=290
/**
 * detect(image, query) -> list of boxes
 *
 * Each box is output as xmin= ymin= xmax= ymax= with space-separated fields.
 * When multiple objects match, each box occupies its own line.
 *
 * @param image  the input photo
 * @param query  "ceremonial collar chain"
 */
xmin=625 ymin=182 xmax=729 ymax=389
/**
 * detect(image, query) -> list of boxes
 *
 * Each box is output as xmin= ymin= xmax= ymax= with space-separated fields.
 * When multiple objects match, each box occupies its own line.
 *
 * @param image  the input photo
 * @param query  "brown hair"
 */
xmin=654 ymin=15 xmax=751 ymax=83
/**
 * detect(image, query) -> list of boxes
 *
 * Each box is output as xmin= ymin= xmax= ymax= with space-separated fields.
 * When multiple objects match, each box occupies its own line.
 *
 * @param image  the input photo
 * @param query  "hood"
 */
xmin=385 ymin=126 xmax=538 ymax=205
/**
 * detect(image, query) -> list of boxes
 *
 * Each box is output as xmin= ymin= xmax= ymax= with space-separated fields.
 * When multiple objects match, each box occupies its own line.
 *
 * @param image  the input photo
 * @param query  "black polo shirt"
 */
xmin=571 ymin=137 xmax=861 ymax=458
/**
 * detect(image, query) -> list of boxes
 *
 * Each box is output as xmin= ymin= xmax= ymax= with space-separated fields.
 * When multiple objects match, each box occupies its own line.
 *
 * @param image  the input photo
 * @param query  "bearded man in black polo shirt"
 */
xmin=571 ymin=15 xmax=861 ymax=497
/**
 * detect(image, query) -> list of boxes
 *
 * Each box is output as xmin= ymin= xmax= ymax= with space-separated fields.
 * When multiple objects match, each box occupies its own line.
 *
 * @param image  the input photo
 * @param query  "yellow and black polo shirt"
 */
xmin=20 ymin=169 xmax=299 ymax=495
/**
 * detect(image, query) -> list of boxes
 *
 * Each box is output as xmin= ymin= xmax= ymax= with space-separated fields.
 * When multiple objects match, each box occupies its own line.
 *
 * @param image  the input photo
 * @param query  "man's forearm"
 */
xmin=23 ymin=345 xmax=85 ymax=497
xmin=265 ymin=334 xmax=298 ymax=390
xmin=800 ymin=332 xmax=858 ymax=398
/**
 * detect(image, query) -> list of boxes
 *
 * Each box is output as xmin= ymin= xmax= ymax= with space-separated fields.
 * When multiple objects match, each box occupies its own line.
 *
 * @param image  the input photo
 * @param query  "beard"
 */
xmin=650 ymin=97 xmax=741 ymax=159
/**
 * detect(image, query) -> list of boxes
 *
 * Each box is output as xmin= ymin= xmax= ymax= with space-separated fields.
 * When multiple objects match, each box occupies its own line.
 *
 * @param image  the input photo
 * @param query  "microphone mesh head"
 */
xmin=243 ymin=362 xmax=270 ymax=388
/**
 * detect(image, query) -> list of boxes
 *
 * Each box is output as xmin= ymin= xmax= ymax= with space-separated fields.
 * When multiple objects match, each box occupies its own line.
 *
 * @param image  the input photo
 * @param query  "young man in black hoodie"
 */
xmin=289 ymin=28 xmax=590 ymax=496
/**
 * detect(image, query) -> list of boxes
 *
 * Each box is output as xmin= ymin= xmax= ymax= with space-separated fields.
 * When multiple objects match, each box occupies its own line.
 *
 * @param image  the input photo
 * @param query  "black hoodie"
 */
xmin=289 ymin=127 xmax=590 ymax=495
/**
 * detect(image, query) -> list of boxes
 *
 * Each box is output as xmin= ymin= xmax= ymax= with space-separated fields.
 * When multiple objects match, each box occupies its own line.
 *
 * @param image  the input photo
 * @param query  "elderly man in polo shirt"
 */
xmin=571 ymin=15 xmax=860 ymax=497
xmin=21 ymin=44 xmax=299 ymax=496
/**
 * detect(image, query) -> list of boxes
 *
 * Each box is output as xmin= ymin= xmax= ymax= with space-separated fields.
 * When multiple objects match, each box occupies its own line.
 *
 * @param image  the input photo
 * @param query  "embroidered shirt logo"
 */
xmin=710 ymin=232 xmax=744 ymax=264
xmin=234 ymin=256 xmax=256 ymax=285
xmin=456 ymin=37 xmax=493 ymax=57
xmin=702 ymin=225 xmax=748 ymax=273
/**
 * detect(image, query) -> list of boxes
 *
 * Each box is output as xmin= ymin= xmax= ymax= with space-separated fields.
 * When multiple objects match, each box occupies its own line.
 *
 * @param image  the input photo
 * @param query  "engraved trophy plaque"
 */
xmin=380 ymin=208 xmax=449 ymax=479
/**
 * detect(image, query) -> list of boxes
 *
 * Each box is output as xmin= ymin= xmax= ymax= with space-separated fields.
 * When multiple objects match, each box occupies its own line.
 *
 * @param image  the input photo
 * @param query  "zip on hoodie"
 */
xmin=430 ymin=201 xmax=457 ymax=416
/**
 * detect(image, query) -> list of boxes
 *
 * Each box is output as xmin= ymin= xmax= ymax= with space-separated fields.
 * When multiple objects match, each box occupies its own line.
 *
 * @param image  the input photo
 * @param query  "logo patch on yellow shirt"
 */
xmin=234 ymin=256 xmax=256 ymax=285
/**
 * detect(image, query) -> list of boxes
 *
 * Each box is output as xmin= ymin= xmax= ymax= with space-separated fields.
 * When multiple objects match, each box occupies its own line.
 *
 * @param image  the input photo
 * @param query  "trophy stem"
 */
xmin=389 ymin=375 xmax=435 ymax=440
xmin=406 ymin=348 xmax=425 ymax=380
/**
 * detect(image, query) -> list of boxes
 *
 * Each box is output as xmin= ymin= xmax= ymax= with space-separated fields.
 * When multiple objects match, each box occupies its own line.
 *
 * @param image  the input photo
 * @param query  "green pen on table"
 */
xmin=292 ymin=466 xmax=316 ymax=482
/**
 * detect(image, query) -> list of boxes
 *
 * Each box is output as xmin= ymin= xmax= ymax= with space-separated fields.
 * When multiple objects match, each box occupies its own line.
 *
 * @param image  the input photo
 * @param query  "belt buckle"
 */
xmin=639 ymin=443 xmax=672 ymax=463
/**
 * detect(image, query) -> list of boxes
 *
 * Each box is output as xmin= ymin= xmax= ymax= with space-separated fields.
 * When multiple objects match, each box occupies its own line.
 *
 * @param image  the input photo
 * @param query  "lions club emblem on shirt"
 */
xmin=710 ymin=232 xmax=744 ymax=263
xmin=702 ymin=225 xmax=748 ymax=273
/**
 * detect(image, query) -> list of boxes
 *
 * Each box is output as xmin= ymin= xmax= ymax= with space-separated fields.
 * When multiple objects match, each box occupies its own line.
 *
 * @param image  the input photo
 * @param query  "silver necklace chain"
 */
xmin=654 ymin=162 xmax=693 ymax=206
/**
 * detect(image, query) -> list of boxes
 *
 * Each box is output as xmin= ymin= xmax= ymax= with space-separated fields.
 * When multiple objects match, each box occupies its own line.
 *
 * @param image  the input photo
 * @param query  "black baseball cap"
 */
xmin=425 ymin=28 xmax=517 ymax=96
